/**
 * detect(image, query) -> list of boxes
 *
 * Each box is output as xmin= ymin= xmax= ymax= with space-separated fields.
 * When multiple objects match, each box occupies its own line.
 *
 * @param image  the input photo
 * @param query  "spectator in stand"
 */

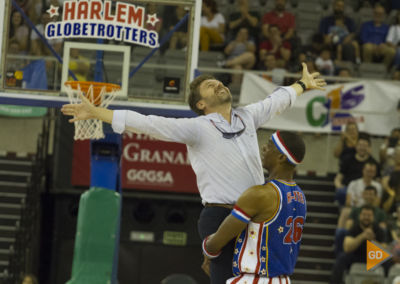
xmin=221 ymin=27 xmax=256 ymax=84
xmin=331 ymin=204 xmax=387 ymax=284
xmin=337 ymin=162 xmax=382 ymax=230
xmin=259 ymin=25 xmax=291 ymax=68
xmin=360 ymin=4 xmax=395 ymax=69
xmin=319 ymin=0 xmax=360 ymax=63
xmin=389 ymin=204 xmax=400 ymax=241
xmin=315 ymin=47 xmax=335 ymax=76
xmin=261 ymin=53 xmax=286 ymax=85
xmin=145 ymin=3 xmax=162 ymax=33
xmin=9 ymin=10 xmax=29 ymax=54
xmin=380 ymin=128 xmax=400 ymax=175
xmin=68 ymin=48 xmax=90 ymax=82
xmin=337 ymin=67 xmax=353 ymax=78
xmin=169 ymin=6 xmax=188 ymax=50
xmin=261 ymin=0 xmax=295 ymax=41
xmin=334 ymin=133 xmax=380 ymax=206
xmin=381 ymin=170 xmax=400 ymax=215
xmin=346 ymin=186 xmax=387 ymax=229
xmin=227 ymin=0 xmax=259 ymax=42
xmin=346 ymin=162 xmax=383 ymax=208
xmin=386 ymin=11 xmax=400 ymax=69
xmin=334 ymin=121 xmax=359 ymax=162
xmin=300 ymin=33 xmax=325 ymax=63
xmin=30 ymin=12 xmax=62 ymax=56
xmin=21 ymin=274 xmax=38 ymax=284
xmin=200 ymin=0 xmax=225 ymax=51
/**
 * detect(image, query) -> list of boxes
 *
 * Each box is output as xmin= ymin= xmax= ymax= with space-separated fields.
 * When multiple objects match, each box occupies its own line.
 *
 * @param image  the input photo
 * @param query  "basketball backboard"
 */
xmin=0 ymin=0 xmax=200 ymax=114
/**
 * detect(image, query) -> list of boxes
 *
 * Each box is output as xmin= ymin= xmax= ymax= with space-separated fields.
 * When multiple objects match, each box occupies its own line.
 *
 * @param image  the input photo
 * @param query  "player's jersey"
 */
xmin=232 ymin=179 xmax=307 ymax=278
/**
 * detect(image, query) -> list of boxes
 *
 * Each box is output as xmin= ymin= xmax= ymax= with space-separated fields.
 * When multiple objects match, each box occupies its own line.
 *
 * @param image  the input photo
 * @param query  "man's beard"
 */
xmin=276 ymin=4 xmax=284 ymax=11
xmin=334 ymin=10 xmax=344 ymax=18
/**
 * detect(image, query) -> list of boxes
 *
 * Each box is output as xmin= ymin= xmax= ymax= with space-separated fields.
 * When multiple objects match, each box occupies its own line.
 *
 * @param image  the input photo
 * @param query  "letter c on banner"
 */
xmin=306 ymin=96 xmax=328 ymax=127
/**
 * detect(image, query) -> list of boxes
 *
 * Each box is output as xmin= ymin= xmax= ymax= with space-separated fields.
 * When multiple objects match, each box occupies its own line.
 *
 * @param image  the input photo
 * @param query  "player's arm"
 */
xmin=61 ymin=93 xmax=199 ymax=145
xmin=204 ymin=184 xmax=278 ymax=257
xmin=244 ymin=63 xmax=326 ymax=128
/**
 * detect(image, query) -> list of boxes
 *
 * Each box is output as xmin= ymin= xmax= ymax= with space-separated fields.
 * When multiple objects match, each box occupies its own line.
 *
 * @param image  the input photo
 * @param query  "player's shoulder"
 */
xmin=241 ymin=184 xmax=279 ymax=202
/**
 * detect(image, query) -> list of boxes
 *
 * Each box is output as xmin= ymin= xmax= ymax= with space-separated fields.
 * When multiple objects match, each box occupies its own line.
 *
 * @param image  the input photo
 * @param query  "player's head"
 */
xmin=189 ymin=74 xmax=232 ymax=115
xmin=262 ymin=131 xmax=305 ymax=171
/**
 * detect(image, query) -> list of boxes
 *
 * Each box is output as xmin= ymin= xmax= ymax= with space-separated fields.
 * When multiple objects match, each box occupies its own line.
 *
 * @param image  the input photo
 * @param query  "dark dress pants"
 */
xmin=198 ymin=206 xmax=236 ymax=284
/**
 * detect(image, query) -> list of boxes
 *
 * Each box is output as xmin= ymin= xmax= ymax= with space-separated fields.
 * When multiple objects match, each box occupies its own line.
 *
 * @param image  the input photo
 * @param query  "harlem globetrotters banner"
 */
xmin=45 ymin=0 xmax=159 ymax=48
xmin=240 ymin=73 xmax=400 ymax=136
xmin=71 ymin=133 xmax=198 ymax=193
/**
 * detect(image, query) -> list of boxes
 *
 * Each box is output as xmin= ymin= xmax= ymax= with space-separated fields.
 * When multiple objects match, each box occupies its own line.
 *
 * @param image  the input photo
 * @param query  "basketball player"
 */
xmin=203 ymin=131 xmax=306 ymax=284
xmin=61 ymin=63 xmax=323 ymax=283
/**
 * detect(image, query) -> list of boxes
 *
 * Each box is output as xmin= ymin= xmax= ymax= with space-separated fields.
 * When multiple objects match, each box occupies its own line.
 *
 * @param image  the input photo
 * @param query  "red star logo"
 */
xmin=46 ymin=5 xmax=59 ymax=18
xmin=146 ymin=13 xmax=159 ymax=26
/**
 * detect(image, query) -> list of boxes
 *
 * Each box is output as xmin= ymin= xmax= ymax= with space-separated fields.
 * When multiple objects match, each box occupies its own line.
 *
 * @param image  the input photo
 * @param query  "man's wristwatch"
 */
xmin=296 ymin=80 xmax=307 ymax=91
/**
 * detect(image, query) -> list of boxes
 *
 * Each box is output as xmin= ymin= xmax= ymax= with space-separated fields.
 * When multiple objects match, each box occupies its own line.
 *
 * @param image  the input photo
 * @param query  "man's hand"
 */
xmin=201 ymin=255 xmax=210 ymax=276
xmin=61 ymin=93 xmax=96 ymax=123
xmin=363 ymin=228 xmax=376 ymax=241
xmin=300 ymin=62 xmax=326 ymax=91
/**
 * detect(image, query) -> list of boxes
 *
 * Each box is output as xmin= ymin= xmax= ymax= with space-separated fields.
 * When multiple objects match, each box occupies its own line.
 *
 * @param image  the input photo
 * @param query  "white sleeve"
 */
xmin=386 ymin=26 xmax=395 ymax=43
xmin=242 ymin=86 xmax=297 ymax=129
xmin=112 ymin=110 xmax=199 ymax=146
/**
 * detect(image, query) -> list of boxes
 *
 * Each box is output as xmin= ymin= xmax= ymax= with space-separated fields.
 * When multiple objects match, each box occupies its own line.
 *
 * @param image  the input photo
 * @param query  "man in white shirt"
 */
xmin=61 ymin=63 xmax=326 ymax=284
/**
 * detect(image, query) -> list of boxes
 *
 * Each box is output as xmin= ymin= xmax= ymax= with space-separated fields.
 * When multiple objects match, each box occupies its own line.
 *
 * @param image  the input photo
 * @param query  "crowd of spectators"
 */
xmin=6 ymin=0 xmax=400 ymax=90
xmin=331 ymin=122 xmax=400 ymax=284
xmin=196 ymin=0 xmax=400 ymax=82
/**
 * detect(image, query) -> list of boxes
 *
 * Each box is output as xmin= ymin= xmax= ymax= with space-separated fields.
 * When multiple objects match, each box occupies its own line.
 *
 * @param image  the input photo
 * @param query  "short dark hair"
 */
xmin=358 ymin=132 xmax=371 ymax=145
xmin=389 ymin=171 xmax=400 ymax=190
xmin=360 ymin=204 xmax=374 ymax=214
xmin=364 ymin=185 xmax=377 ymax=195
xmin=277 ymin=131 xmax=306 ymax=165
xmin=203 ymin=0 xmax=218 ymax=13
xmin=188 ymin=74 xmax=215 ymax=115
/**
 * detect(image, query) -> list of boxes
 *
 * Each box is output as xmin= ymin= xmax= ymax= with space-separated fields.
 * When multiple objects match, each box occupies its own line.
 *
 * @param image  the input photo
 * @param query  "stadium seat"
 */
xmin=358 ymin=63 xmax=387 ymax=79
xmin=198 ymin=51 xmax=225 ymax=68
xmin=387 ymin=264 xmax=400 ymax=284
xmin=345 ymin=262 xmax=385 ymax=284
xmin=161 ymin=273 xmax=198 ymax=284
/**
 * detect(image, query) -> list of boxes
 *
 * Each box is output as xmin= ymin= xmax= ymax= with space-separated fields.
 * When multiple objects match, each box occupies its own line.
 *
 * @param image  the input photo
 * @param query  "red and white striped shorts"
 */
xmin=226 ymin=274 xmax=291 ymax=284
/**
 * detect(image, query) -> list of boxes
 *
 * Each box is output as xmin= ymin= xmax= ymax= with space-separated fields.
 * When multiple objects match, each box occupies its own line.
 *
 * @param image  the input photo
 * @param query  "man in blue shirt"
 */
xmin=360 ymin=4 xmax=395 ymax=68
xmin=319 ymin=0 xmax=359 ymax=63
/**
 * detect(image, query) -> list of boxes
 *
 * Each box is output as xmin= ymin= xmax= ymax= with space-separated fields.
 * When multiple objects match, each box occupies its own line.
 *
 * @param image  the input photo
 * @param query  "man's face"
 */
xmin=373 ymin=6 xmax=385 ymax=25
xmin=359 ymin=209 xmax=374 ymax=227
xmin=262 ymin=138 xmax=281 ymax=171
xmin=265 ymin=55 xmax=276 ymax=70
xmin=356 ymin=139 xmax=370 ymax=157
xmin=275 ymin=0 xmax=286 ymax=11
xmin=333 ymin=0 xmax=345 ymax=16
xmin=198 ymin=79 xmax=232 ymax=110
xmin=362 ymin=189 xmax=376 ymax=205
xmin=362 ymin=164 xmax=376 ymax=179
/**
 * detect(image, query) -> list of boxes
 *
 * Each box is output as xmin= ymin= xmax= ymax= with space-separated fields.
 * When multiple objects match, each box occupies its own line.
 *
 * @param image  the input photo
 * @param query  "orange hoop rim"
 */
xmin=64 ymin=81 xmax=121 ymax=96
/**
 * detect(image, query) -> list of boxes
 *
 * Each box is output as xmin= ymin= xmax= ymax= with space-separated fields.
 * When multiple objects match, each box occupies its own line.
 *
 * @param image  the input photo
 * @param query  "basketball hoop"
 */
xmin=64 ymin=81 xmax=121 ymax=140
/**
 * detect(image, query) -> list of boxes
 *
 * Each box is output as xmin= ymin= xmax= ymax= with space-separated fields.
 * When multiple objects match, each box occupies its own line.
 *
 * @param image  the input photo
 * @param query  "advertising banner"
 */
xmin=240 ymin=73 xmax=400 ymax=135
xmin=71 ymin=133 xmax=198 ymax=194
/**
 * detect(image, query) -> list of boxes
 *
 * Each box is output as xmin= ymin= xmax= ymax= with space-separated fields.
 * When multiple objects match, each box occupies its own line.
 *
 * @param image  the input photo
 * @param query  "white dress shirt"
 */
xmin=112 ymin=86 xmax=297 ymax=204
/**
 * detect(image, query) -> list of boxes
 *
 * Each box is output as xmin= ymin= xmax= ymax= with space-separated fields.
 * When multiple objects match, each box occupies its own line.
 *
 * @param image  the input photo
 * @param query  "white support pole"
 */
xmin=0 ymin=0 xmax=6 ymax=72
xmin=190 ymin=0 xmax=202 ymax=81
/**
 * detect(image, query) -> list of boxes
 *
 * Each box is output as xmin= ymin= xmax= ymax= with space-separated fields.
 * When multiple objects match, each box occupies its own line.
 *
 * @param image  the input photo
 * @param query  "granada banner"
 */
xmin=121 ymin=132 xmax=197 ymax=193
xmin=240 ymin=73 xmax=400 ymax=135
xmin=71 ymin=133 xmax=198 ymax=194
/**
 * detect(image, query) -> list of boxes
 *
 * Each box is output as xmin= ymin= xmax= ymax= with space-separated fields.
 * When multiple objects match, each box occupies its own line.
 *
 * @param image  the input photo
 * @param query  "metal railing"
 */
xmin=7 ymin=111 xmax=51 ymax=283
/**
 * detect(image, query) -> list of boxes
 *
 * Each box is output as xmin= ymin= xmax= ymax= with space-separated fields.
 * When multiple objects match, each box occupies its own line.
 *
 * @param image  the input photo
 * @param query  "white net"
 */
xmin=64 ymin=82 xmax=120 ymax=140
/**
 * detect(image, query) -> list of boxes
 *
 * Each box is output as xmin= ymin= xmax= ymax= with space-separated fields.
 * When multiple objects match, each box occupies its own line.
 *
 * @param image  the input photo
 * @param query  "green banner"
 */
xmin=0 ymin=105 xmax=47 ymax=117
